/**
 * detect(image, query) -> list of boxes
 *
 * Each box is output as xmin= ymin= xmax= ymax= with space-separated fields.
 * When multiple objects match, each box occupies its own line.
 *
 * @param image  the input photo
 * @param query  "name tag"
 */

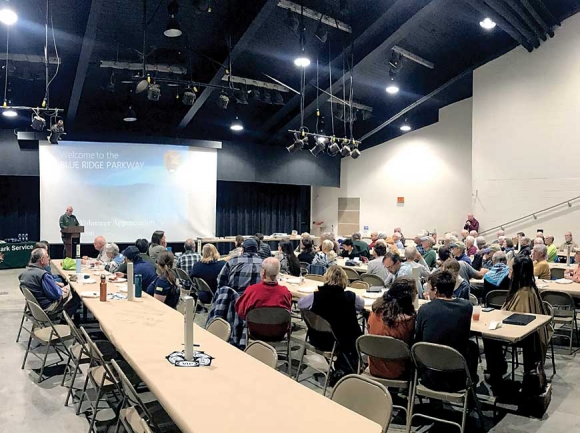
xmin=156 ymin=286 xmax=164 ymax=292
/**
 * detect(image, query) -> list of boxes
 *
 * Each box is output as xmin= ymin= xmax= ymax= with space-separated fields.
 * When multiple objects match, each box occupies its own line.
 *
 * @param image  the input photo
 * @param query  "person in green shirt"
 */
xmin=545 ymin=235 xmax=558 ymax=263
xmin=421 ymin=236 xmax=437 ymax=268
xmin=59 ymin=206 xmax=80 ymax=229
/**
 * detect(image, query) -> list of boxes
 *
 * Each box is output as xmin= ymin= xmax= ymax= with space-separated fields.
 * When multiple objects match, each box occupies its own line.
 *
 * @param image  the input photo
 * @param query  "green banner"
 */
xmin=0 ymin=242 xmax=35 ymax=270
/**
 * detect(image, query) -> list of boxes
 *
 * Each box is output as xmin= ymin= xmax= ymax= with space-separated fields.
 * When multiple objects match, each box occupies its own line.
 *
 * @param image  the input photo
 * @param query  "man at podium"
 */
xmin=60 ymin=206 xmax=80 ymax=257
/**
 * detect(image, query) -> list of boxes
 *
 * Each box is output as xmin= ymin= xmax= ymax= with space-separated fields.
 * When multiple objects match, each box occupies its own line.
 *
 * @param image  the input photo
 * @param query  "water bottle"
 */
xmin=134 ymin=274 xmax=143 ymax=298
xmin=75 ymin=258 xmax=81 ymax=273
xmin=99 ymin=274 xmax=107 ymax=302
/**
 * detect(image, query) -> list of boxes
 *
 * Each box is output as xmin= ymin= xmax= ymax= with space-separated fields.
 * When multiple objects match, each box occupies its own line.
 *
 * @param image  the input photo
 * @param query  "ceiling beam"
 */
xmin=66 ymin=0 xmax=104 ymax=126
xmin=268 ymin=0 xmax=444 ymax=144
xmin=393 ymin=45 xmax=434 ymax=69
xmin=258 ymin=0 xmax=433 ymax=135
xmin=277 ymin=0 xmax=352 ymax=33
xmin=177 ymin=0 xmax=279 ymax=130
xmin=483 ymin=0 xmax=539 ymax=48
xmin=504 ymin=0 xmax=545 ymax=42
xmin=100 ymin=61 xmax=187 ymax=74
xmin=221 ymin=74 xmax=290 ymax=92
xmin=0 ymin=53 xmax=60 ymax=64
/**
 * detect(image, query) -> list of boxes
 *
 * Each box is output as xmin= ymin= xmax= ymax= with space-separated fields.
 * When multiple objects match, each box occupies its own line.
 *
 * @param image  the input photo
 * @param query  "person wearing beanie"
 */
xmin=216 ymin=238 xmax=263 ymax=293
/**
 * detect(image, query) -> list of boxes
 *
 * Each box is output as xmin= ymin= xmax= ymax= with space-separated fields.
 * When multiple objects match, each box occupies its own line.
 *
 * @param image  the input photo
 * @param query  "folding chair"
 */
xmin=21 ymin=300 xmax=73 ymax=383
xmin=16 ymin=285 xmax=47 ymax=342
xmin=246 ymin=307 xmax=292 ymax=373
xmin=77 ymin=327 xmax=120 ymax=433
xmin=350 ymin=281 xmax=369 ymax=291
xmin=331 ymin=374 xmax=393 ymax=433
xmin=469 ymin=294 xmax=479 ymax=306
xmin=541 ymin=290 xmax=579 ymax=354
xmin=408 ymin=342 xmax=485 ymax=433
xmin=542 ymin=301 xmax=557 ymax=375
xmin=356 ymin=335 xmax=413 ymax=424
xmin=61 ymin=311 xmax=92 ymax=407
xmin=193 ymin=277 xmax=215 ymax=311
xmin=305 ymin=274 xmax=325 ymax=282
xmin=307 ymin=263 xmax=326 ymax=276
xmin=245 ymin=341 xmax=278 ymax=369
xmin=342 ymin=267 xmax=361 ymax=283
xmin=206 ymin=317 xmax=232 ymax=342
xmin=295 ymin=310 xmax=342 ymax=397
xmin=485 ymin=290 xmax=508 ymax=309
xmin=360 ymin=273 xmax=385 ymax=288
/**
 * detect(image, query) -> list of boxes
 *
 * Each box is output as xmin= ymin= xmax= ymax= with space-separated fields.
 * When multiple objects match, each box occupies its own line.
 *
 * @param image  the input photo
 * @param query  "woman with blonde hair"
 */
xmin=386 ymin=237 xmax=400 ymax=256
xmin=190 ymin=243 xmax=226 ymax=302
xmin=311 ymin=239 xmax=337 ymax=268
xmin=146 ymin=251 xmax=179 ymax=308
xmin=297 ymin=265 xmax=364 ymax=381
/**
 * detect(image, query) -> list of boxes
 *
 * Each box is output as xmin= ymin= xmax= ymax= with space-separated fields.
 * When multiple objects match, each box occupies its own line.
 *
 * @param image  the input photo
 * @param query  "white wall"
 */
xmin=312 ymin=97 xmax=473 ymax=238
xmin=472 ymin=13 xmax=580 ymax=240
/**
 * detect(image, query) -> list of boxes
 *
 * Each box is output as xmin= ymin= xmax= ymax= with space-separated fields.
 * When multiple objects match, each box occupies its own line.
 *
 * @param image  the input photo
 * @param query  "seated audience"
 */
xmin=532 ymin=244 xmax=551 ymax=280
xmin=414 ymin=233 xmax=425 ymax=255
xmin=545 ymin=235 xmax=557 ymax=263
xmin=475 ymin=236 xmax=487 ymax=251
xmin=383 ymin=252 xmax=412 ymax=282
xmin=518 ymin=236 xmax=532 ymax=257
xmin=504 ymin=238 xmax=515 ymax=262
xmin=190 ymin=244 xmax=226 ymax=302
xmin=464 ymin=213 xmax=480 ymax=232
xmin=340 ymin=238 xmax=361 ymax=259
xmin=19 ymin=248 xmax=81 ymax=317
xmin=117 ymin=238 xmax=155 ymax=275
xmin=228 ymin=235 xmax=245 ymax=259
xmin=469 ymin=230 xmax=478 ymax=238
xmin=277 ymin=240 xmax=301 ymax=276
xmin=450 ymin=241 xmax=472 ymax=265
xmin=386 ymin=237 xmax=400 ymax=255
xmin=319 ymin=232 xmax=340 ymax=254
xmin=417 ymin=270 xmax=476 ymax=392
xmin=104 ymin=243 xmax=124 ymax=273
xmin=294 ymin=232 xmax=312 ymax=253
xmin=394 ymin=227 xmax=406 ymax=246
xmin=367 ymin=277 xmax=416 ymax=379
xmin=235 ymin=257 xmax=292 ymax=320
xmin=118 ymin=246 xmax=157 ymax=289
xmin=437 ymin=246 xmax=488 ymax=282
xmin=465 ymin=236 xmax=477 ymax=256
xmin=559 ymin=231 xmax=578 ymax=251
xmin=34 ymin=241 xmax=62 ymax=283
xmin=217 ymin=238 xmax=262 ymax=293
xmin=483 ymin=256 xmax=550 ymax=394
xmin=421 ymin=236 xmax=437 ymax=268
xmin=368 ymin=231 xmax=379 ymax=249
xmin=255 ymin=233 xmax=272 ymax=260
xmin=175 ymin=239 xmax=201 ymax=274
xmin=564 ymin=249 xmax=580 ymax=282
xmin=352 ymin=232 xmax=370 ymax=258
xmin=392 ymin=232 xmax=404 ymax=250
xmin=298 ymin=266 xmax=364 ymax=378
xmin=461 ymin=229 xmax=469 ymax=242
xmin=404 ymin=246 xmax=430 ymax=279
xmin=82 ymin=236 xmax=109 ymax=263
xmin=534 ymin=237 xmax=545 ymax=245
xmin=297 ymin=238 xmax=316 ymax=264
xmin=148 ymin=230 xmax=167 ymax=262
xmin=441 ymin=259 xmax=470 ymax=300
xmin=146 ymin=251 xmax=179 ymax=308
xmin=312 ymin=239 xmax=338 ymax=268
xmin=366 ymin=243 xmax=390 ymax=283
xmin=483 ymin=251 xmax=511 ymax=299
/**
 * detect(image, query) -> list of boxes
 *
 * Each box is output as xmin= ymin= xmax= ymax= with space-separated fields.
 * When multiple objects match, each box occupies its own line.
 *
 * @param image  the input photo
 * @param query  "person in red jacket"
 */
xmin=235 ymin=257 xmax=292 ymax=320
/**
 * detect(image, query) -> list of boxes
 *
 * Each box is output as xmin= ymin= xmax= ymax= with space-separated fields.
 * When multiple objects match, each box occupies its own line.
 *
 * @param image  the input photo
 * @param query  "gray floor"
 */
xmin=3 ymin=268 xmax=580 ymax=433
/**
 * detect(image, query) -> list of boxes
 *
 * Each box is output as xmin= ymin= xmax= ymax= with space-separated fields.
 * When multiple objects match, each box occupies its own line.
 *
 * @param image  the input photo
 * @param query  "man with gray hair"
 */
xmin=533 ymin=237 xmax=545 ymax=245
xmin=545 ymin=235 xmax=558 ymax=263
xmin=82 ymin=235 xmax=109 ymax=263
xmin=533 ymin=244 xmax=550 ymax=279
xmin=475 ymin=236 xmax=487 ymax=250
xmin=482 ymin=251 xmax=511 ymax=298
xmin=518 ymin=236 xmax=532 ymax=257
xmin=393 ymin=232 xmax=404 ymax=249
xmin=461 ymin=229 xmax=469 ymax=242
xmin=404 ymin=246 xmax=430 ymax=279
xmin=351 ymin=232 xmax=370 ymax=258
xmin=19 ymin=248 xmax=81 ymax=317
xmin=175 ymin=238 xmax=201 ymax=274
xmin=234 ymin=257 xmax=292 ymax=320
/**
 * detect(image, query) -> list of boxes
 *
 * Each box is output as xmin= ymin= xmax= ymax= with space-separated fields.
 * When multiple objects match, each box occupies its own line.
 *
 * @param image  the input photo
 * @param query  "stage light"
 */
xmin=386 ymin=77 xmax=399 ymax=94
xmin=310 ymin=137 xmax=326 ymax=156
xmin=272 ymin=91 xmax=284 ymax=105
xmin=234 ymin=89 xmax=248 ymax=105
xmin=287 ymin=132 xmax=306 ymax=154
xmin=400 ymin=122 xmax=411 ymax=132
xmin=340 ymin=138 xmax=351 ymax=157
xmin=351 ymin=148 xmax=361 ymax=159
xmin=182 ymin=90 xmax=196 ymax=105
xmin=31 ymin=114 xmax=46 ymax=130
xmin=327 ymin=138 xmax=340 ymax=156
xmin=230 ymin=116 xmax=243 ymax=131
xmin=123 ymin=106 xmax=137 ymax=122
xmin=479 ymin=18 xmax=496 ymax=30
xmin=2 ymin=108 xmax=16 ymax=117
xmin=262 ymin=89 xmax=272 ymax=105
xmin=294 ymin=56 xmax=310 ymax=67
xmin=48 ymin=119 xmax=65 ymax=144
xmin=147 ymin=84 xmax=161 ymax=101
xmin=0 ymin=7 xmax=17 ymax=26
xmin=217 ymin=92 xmax=229 ymax=109
xmin=136 ymin=79 xmax=149 ymax=93
xmin=250 ymin=88 xmax=261 ymax=102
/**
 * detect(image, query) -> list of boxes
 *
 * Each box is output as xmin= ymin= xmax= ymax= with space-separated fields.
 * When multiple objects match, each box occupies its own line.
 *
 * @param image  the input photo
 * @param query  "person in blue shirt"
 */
xmin=118 ymin=246 xmax=157 ymax=290
xmin=450 ymin=241 xmax=473 ymax=265
xmin=146 ymin=251 xmax=179 ymax=308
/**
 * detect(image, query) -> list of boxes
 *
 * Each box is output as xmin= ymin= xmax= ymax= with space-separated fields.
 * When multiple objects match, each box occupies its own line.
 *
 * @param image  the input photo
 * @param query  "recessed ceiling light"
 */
xmin=294 ymin=57 xmax=311 ymax=67
xmin=2 ymin=108 xmax=17 ymax=117
xmin=0 ymin=8 xmax=17 ymax=26
xmin=479 ymin=18 xmax=496 ymax=30
xmin=386 ymin=84 xmax=399 ymax=94
xmin=400 ymin=123 xmax=411 ymax=132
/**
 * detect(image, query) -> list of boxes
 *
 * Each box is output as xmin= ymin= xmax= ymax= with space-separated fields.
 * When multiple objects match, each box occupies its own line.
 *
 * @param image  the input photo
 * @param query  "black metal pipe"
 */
xmin=484 ymin=0 xmax=539 ymax=48
xmin=504 ymin=0 xmax=545 ymax=41
xmin=519 ymin=0 xmax=551 ymax=37
xmin=530 ymin=0 xmax=561 ymax=26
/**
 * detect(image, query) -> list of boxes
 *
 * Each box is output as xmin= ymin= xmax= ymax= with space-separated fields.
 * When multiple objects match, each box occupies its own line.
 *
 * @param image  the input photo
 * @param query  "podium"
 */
xmin=61 ymin=226 xmax=84 ymax=258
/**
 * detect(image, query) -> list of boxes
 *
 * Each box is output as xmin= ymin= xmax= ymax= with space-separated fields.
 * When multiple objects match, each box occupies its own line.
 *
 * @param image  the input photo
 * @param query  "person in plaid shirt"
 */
xmin=217 ymin=238 xmax=263 ymax=293
xmin=175 ymin=239 xmax=201 ymax=274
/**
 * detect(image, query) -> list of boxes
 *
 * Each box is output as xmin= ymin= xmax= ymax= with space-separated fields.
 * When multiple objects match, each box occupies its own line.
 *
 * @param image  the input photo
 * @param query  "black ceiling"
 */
xmin=0 ymin=0 xmax=578 ymax=151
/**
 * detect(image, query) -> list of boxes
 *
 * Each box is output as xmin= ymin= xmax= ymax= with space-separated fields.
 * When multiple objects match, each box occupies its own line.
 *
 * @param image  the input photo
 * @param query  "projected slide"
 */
xmin=39 ymin=141 xmax=217 ymax=244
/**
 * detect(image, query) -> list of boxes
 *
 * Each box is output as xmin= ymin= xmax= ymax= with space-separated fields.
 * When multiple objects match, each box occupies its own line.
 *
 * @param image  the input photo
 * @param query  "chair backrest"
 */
xmin=305 ymin=274 xmax=325 ymax=282
xmin=110 ymin=358 xmax=155 ymax=423
xmin=330 ymin=374 xmax=393 ymax=433
xmin=469 ymin=293 xmax=479 ymax=306
xmin=80 ymin=327 xmax=117 ymax=382
xmin=350 ymin=280 xmax=369 ymax=290
xmin=360 ymin=273 xmax=385 ymax=287
xmin=246 ymin=307 xmax=291 ymax=341
xmin=21 ymin=285 xmax=40 ymax=306
xmin=299 ymin=261 xmax=310 ymax=270
xmin=195 ymin=277 xmax=215 ymax=296
xmin=356 ymin=335 xmax=411 ymax=363
xmin=342 ymin=267 xmax=361 ymax=281
xmin=206 ymin=317 xmax=232 ymax=341
xmin=26 ymin=300 xmax=54 ymax=326
xmin=542 ymin=300 xmax=555 ymax=329
xmin=411 ymin=342 xmax=471 ymax=386
xmin=302 ymin=309 xmax=334 ymax=335
xmin=485 ymin=290 xmax=508 ymax=309
xmin=62 ymin=311 xmax=86 ymax=345
xmin=244 ymin=341 xmax=278 ymax=368
xmin=307 ymin=264 xmax=326 ymax=276
xmin=541 ymin=290 xmax=575 ymax=317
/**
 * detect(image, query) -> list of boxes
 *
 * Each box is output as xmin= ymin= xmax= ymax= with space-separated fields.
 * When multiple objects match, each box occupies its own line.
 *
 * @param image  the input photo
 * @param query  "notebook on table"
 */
xmin=503 ymin=313 xmax=536 ymax=326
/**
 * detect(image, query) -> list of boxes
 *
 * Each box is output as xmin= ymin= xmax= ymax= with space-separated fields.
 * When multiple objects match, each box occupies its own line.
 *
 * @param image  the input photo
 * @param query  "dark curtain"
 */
xmin=216 ymin=181 xmax=311 ymax=238
xmin=0 ymin=176 xmax=40 ymax=241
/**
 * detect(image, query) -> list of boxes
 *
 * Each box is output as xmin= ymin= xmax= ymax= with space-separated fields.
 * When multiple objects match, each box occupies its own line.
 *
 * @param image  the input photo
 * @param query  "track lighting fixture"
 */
xmin=31 ymin=114 xmax=46 ymax=130
xmin=123 ymin=106 xmax=137 ymax=122
xmin=230 ymin=116 xmax=243 ymax=131
xmin=147 ymin=84 xmax=161 ymax=101
xmin=217 ymin=92 xmax=230 ymax=109
xmin=340 ymin=138 xmax=351 ymax=157
xmin=287 ymin=132 xmax=307 ymax=154
xmin=182 ymin=89 xmax=196 ymax=106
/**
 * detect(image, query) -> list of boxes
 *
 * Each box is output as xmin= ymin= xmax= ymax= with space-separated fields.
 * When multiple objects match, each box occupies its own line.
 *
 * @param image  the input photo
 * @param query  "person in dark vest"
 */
xmin=297 ymin=265 xmax=365 ymax=382
xmin=19 ymin=248 xmax=81 ymax=317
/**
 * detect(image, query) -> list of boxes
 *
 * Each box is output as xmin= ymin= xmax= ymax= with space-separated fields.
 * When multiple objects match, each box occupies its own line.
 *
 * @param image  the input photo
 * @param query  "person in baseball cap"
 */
xmin=117 ymin=246 xmax=157 ymax=289
xmin=420 ymin=236 xmax=437 ymax=268
xmin=450 ymin=240 xmax=472 ymax=265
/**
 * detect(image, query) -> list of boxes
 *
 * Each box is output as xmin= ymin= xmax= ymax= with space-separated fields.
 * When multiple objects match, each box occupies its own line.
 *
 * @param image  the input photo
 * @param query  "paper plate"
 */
xmin=364 ymin=298 xmax=375 ymax=306
xmin=109 ymin=277 xmax=127 ymax=283
xmin=362 ymin=292 xmax=383 ymax=299
xmin=115 ymin=284 xmax=128 ymax=292
xmin=80 ymin=291 xmax=99 ymax=298
xmin=298 ymin=287 xmax=316 ymax=293
xmin=79 ymin=278 xmax=97 ymax=284
xmin=555 ymin=278 xmax=573 ymax=284
xmin=284 ymin=278 xmax=302 ymax=284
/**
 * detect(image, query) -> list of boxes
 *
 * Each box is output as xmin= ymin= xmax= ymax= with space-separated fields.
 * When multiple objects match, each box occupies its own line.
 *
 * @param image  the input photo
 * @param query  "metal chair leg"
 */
xmin=295 ymin=344 xmax=306 ymax=381
xmin=21 ymin=333 xmax=33 ymax=369
xmin=551 ymin=339 xmax=556 ymax=375
xmin=88 ymin=386 xmax=104 ymax=433
xmin=16 ymin=305 xmax=28 ymax=342
xmin=37 ymin=338 xmax=53 ymax=383
xmin=76 ymin=374 xmax=90 ymax=415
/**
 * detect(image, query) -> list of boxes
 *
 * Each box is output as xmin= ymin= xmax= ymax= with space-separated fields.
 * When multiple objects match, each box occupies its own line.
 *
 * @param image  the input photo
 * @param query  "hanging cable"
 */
xmin=341 ymin=50 xmax=346 ymax=137
xmin=348 ymin=39 xmax=354 ymax=140
xmin=3 ymin=25 xmax=9 ymax=107
xmin=328 ymin=39 xmax=334 ymax=137
xmin=45 ymin=6 xmax=60 ymax=96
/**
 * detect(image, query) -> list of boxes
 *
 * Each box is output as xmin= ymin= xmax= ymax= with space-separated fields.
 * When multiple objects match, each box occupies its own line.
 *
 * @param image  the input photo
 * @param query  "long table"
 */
xmin=281 ymin=278 xmax=550 ymax=344
xmin=335 ymin=257 xmax=368 ymax=273
xmin=53 ymin=261 xmax=381 ymax=433
xmin=196 ymin=235 xmax=303 ymax=252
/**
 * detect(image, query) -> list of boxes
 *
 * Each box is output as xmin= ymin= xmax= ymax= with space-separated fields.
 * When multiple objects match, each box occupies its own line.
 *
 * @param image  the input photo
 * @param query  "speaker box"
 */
xmin=17 ymin=131 xmax=43 ymax=150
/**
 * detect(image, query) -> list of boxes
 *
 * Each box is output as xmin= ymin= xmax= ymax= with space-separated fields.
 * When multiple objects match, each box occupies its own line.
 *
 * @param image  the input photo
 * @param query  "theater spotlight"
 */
xmin=340 ymin=138 xmax=351 ymax=157
xmin=31 ymin=114 xmax=46 ymax=131
xmin=217 ymin=92 xmax=230 ymax=109
xmin=286 ymin=132 xmax=307 ymax=154
xmin=327 ymin=137 xmax=340 ymax=156
xmin=272 ymin=90 xmax=284 ymax=105
xmin=48 ymin=119 xmax=65 ymax=144
xmin=351 ymin=148 xmax=361 ymax=159
xmin=147 ymin=84 xmax=161 ymax=101
xmin=310 ymin=136 xmax=326 ymax=157
xmin=182 ymin=89 xmax=196 ymax=105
